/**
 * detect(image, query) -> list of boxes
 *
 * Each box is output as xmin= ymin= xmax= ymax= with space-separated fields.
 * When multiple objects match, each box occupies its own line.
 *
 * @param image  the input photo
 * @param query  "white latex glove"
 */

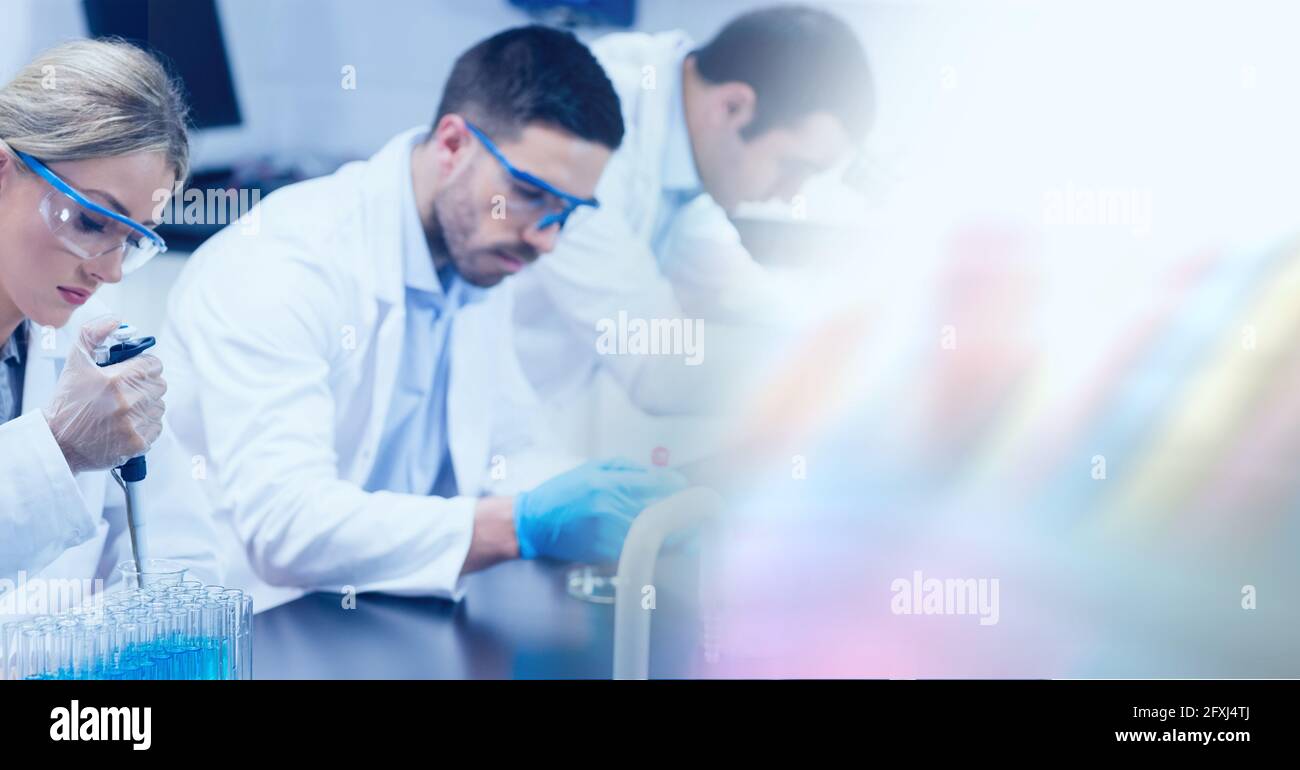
xmin=41 ymin=315 xmax=166 ymax=474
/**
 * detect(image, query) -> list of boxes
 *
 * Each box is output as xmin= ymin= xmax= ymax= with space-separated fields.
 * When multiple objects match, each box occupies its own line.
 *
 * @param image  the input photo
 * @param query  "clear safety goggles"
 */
xmin=466 ymin=121 xmax=599 ymax=232
xmin=15 ymin=150 xmax=167 ymax=274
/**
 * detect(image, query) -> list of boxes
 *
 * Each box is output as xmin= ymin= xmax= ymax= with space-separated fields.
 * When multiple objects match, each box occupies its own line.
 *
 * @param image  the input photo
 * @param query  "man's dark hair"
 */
xmin=692 ymin=5 xmax=872 ymax=140
xmin=435 ymin=25 xmax=624 ymax=150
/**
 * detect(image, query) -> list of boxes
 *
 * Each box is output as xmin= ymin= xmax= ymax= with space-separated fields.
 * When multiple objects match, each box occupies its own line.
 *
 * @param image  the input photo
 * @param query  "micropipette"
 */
xmin=94 ymin=323 xmax=157 ymax=575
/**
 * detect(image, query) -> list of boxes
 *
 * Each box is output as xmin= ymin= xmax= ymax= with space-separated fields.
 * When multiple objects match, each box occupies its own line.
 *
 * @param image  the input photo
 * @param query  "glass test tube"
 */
xmin=199 ymin=601 xmax=228 ymax=680
xmin=221 ymin=589 xmax=253 ymax=680
xmin=1 ymin=620 xmax=25 ymax=681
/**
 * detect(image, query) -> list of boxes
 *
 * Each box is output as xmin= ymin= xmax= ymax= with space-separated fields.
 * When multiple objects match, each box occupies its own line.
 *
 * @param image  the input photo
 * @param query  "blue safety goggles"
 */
xmin=14 ymin=150 xmax=167 ymax=273
xmin=465 ymin=121 xmax=599 ymax=231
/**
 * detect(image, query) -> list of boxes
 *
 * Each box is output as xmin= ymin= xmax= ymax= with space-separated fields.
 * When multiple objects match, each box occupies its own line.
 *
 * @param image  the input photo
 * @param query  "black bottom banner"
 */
xmin=0 ymin=679 xmax=1288 ymax=756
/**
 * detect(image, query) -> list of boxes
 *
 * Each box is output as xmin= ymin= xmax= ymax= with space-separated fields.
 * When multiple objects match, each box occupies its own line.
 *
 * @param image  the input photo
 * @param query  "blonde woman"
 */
xmin=0 ymin=39 xmax=221 ymax=600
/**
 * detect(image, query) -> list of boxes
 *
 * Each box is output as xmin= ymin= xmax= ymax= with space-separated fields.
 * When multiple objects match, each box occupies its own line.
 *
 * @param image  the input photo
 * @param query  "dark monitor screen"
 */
xmin=82 ymin=0 xmax=242 ymax=130
xmin=509 ymin=0 xmax=636 ymax=28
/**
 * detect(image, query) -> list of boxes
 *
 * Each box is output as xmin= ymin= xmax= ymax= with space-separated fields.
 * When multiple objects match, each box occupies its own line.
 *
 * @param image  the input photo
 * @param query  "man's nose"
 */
xmin=777 ymin=174 xmax=810 ymax=203
xmin=521 ymin=221 xmax=560 ymax=254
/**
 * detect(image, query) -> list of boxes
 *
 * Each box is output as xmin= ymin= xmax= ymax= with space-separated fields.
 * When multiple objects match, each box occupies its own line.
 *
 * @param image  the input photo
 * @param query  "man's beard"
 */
xmin=430 ymin=186 xmax=533 ymax=288
xmin=429 ymin=185 xmax=478 ymax=283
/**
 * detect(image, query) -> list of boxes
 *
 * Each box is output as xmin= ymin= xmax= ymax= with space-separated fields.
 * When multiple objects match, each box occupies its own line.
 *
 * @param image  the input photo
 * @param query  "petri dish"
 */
xmin=566 ymin=563 xmax=620 ymax=604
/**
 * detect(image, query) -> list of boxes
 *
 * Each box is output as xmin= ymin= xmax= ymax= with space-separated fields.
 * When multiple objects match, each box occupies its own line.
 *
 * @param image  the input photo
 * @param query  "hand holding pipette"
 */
xmin=94 ymin=321 xmax=160 ymax=572
xmin=39 ymin=316 xmax=163 ymax=572
xmin=42 ymin=316 xmax=165 ymax=473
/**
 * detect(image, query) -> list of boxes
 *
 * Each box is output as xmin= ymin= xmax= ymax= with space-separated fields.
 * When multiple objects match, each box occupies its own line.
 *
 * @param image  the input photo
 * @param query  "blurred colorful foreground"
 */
xmin=701 ymin=225 xmax=1300 ymax=678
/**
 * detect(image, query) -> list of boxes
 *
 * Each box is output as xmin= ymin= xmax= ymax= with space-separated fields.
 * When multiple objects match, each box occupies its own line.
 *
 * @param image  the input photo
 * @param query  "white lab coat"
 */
xmin=510 ymin=30 xmax=774 ymax=416
xmin=162 ymin=128 xmax=535 ymax=612
xmin=0 ymin=299 xmax=224 ymax=615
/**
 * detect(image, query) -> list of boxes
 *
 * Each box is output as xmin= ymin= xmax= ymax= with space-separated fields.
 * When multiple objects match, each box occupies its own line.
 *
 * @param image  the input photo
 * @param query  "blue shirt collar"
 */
xmin=1 ymin=321 xmax=27 ymax=367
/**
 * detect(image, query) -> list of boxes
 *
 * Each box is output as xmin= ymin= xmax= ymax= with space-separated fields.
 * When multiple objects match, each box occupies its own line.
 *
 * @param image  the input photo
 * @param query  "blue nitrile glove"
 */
xmin=514 ymin=458 xmax=689 ymax=563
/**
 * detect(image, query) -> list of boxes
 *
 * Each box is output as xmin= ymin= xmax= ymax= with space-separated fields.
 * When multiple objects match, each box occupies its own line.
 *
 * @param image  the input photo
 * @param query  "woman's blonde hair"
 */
xmin=0 ymin=38 xmax=190 ymax=182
